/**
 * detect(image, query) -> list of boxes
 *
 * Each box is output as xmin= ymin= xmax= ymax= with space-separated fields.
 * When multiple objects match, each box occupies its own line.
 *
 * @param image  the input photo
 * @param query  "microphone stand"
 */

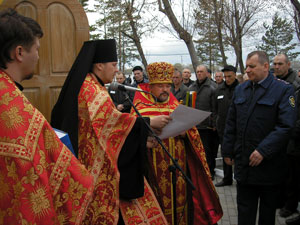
xmin=123 ymin=91 xmax=195 ymax=225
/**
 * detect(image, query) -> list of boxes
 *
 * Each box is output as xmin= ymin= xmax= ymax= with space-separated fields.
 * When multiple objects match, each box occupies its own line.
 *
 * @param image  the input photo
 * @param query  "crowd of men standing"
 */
xmin=110 ymin=54 xmax=300 ymax=225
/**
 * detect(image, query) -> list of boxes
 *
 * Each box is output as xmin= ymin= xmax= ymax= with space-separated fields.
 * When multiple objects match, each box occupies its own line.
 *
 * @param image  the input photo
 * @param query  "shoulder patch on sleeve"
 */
xmin=289 ymin=96 xmax=295 ymax=107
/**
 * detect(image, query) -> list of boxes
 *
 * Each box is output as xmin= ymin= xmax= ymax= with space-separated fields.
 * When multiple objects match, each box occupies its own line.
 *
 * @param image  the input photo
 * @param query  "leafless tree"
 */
xmin=272 ymin=0 xmax=300 ymax=44
xmin=157 ymin=0 xmax=199 ymax=72
xmin=195 ymin=0 xmax=228 ymax=66
xmin=291 ymin=0 xmax=300 ymax=42
xmin=291 ymin=0 xmax=300 ymax=12
xmin=221 ymin=0 xmax=267 ymax=73
xmin=123 ymin=0 xmax=149 ymax=69
xmin=212 ymin=0 xmax=227 ymax=66
xmin=92 ymin=0 xmax=158 ymax=70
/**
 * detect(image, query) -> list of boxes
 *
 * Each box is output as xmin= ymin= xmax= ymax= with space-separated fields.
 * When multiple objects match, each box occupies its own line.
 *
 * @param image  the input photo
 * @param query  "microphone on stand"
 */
xmin=109 ymin=82 xmax=143 ymax=92
xmin=108 ymin=82 xmax=158 ymax=104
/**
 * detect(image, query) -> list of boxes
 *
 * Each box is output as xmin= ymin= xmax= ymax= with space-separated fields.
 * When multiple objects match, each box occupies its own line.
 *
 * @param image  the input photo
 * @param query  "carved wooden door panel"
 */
xmin=0 ymin=0 xmax=89 ymax=121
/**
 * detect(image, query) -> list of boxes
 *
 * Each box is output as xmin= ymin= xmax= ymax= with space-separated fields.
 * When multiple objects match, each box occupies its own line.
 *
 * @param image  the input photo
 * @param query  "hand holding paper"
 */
xmin=158 ymin=104 xmax=211 ymax=139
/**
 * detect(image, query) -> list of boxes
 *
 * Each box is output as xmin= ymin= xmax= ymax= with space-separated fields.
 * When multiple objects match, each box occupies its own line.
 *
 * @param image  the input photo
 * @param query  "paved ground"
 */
xmin=213 ymin=170 xmax=299 ymax=225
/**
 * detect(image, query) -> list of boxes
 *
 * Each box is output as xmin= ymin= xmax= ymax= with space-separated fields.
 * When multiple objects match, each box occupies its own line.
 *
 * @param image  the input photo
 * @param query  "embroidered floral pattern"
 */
xmin=44 ymin=129 xmax=59 ymax=153
xmin=1 ymin=106 xmax=24 ymax=129
xmin=0 ymin=70 xmax=94 ymax=224
xmin=29 ymin=186 xmax=51 ymax=218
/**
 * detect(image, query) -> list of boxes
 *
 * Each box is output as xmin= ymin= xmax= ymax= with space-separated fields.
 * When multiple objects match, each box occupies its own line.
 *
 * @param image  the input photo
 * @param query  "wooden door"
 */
xmin=0 ymin=0 xmax=89 ymax=121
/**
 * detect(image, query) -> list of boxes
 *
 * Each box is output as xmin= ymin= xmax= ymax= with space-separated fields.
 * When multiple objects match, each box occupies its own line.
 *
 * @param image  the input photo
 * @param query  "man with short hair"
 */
xmin=215 ymin=71 xmax=224 ymax=85
xmin=132 ymin=65 xmax=149 ymax=87
xmin=109 ymin=71 xmax=132 ymax=113
xmin=132 ymin=62 xmax=223 ymax=225
xmin=0 ymin=9 xmax=94 ymax=224
xmin=273 ymin=53 xmax=300 ymax=219
xmin=171 ymin=69 xmax=188 ymax=102
xmin=214 ymin=65 xmax=239 ymax=187
xmin=222 ymin=51 xmax=296 ymax=225
xmin=188 ymin=65 xmax=217 ymax=180
xmin=273 ymin=54 xmax=300 ymax=90
xmin=182 ymin=68 xmax=194 ymax=87
xmin=116 ymin=71 xmax=126 ymax=83
xmin=51 ymin=40 xmax=170 ymax=224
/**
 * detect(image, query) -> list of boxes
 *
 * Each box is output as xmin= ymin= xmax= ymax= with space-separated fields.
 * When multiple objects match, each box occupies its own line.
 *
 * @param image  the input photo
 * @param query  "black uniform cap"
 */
xmin=222 ymin=65 xmax=237 ymax=73
xmin=132 ymin=66 xmax=143 ymax=72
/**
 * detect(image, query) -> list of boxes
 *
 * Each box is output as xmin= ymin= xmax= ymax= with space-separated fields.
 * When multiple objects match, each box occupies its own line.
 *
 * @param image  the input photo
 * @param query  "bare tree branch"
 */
xmin=157 ymin=0 xmax=199 ymax=71
xmin=291 ymin=0 xmax=300 ymax=12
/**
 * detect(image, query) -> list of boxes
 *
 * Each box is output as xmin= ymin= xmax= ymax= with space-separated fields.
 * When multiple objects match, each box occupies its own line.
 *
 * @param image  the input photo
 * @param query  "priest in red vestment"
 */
xmin=0 ymin=9 xmax=94 ymax=224
xmin=131 ymin=62 xmax=223 ymax=225
xmin=51 ymin=40 xmax=170 ymax=225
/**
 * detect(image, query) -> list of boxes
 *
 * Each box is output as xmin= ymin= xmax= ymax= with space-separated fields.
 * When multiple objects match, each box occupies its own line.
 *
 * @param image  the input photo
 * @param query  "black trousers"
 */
xmin=219 ymin=136 xmax=233 ymax=183
xmin=198 ymin=129 xmax=218 ymax=176
xmin=222 ymin=158 xmax=233 ymax=183
xmin=237 ymin=183 xmax=281 ymax=225
xmin=283 ymin=155 xmax=300 ymax=211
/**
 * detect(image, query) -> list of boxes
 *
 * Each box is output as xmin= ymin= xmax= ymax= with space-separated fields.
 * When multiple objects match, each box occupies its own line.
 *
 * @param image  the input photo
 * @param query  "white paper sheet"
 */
xmin=158 ymin=104 xmax=211 ymax=139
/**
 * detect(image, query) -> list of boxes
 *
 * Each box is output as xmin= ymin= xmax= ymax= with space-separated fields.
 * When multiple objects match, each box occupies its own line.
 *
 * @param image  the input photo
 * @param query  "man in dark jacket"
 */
xmin=109 ymin=71 xmax=132 ymax=113
xmin=182 ymin=68 xmax=194 ymax=87
xmin=171 ymin=68 xmax=188 ymax=102
xmin=215 ymin=71 xmax=224 ymax=86
xmin=214 ymin=65 xmax=239 ymax=187
xmin=132 ymin=65 xmax=149 ymax=87
xmin=130 ymin=66 xmax=149 ymax=101
xmin=188 ymin=65 xmax=217 ymax=179
xmin=222 ymin=51 xmax=296 ymax=225
xmin=273 ymin=53 xmax=300 ymax=219
xmin=274 ymin=54 xmax=300 ymax=91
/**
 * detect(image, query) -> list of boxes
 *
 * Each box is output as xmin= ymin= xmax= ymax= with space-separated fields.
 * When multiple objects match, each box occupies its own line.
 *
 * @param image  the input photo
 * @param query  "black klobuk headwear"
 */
xmin=51 ymin=39 xmax=117 ymax=157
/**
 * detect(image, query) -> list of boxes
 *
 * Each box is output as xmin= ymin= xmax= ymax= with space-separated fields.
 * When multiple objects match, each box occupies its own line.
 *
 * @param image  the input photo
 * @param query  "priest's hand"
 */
xmin=152 ymin=128 xmax=162 ymax=135
xmin=147 ymin=136 xmax=158 ymax=148
xmin=150 ymin=115 xmax=172 ymax=130
xmin=117 ymin=104 xmax=124 ymax=111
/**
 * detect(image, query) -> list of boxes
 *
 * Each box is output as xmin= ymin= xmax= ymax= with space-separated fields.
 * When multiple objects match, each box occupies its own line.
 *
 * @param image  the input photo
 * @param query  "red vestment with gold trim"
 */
xmin=0 ymin=70 xmax=94 ymax=224
xmin=78 ymin=73 xmax=168 ymax=225
xmin=131 ymin=83 xmax=223 ymax=225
